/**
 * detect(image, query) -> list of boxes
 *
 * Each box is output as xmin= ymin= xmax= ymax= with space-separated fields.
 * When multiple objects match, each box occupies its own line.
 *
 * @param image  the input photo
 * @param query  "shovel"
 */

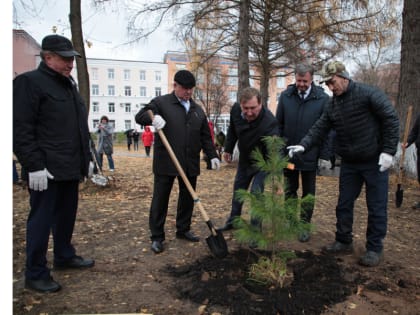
xmin=148 ymin=111 xmax=228 ymax=258
xmin=396 ymin=105 xmax=413 ymax=208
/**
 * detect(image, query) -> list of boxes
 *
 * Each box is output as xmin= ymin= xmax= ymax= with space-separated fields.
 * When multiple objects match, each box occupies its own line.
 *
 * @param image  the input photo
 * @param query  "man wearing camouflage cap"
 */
xmin=287 ymin=60 xmax=399 ymax=267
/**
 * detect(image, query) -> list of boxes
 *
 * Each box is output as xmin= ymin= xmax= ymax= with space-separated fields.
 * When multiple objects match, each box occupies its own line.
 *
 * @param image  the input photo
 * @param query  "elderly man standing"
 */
xmin=13 ymin=34 xmax=94 ymax=293
xmin=276 ymin=63 xmax=330 ymax=242
xmin=287 ymin=61 xmax=399 ymax=267
xmin=135 ymin=70 xmax=220 ymax=254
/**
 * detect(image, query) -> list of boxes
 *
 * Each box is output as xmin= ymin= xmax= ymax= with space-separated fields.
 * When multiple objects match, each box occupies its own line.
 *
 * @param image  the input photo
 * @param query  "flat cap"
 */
xmin=320 ymin=61 xmax=350 ymax=83
xmin=41 ymin=34 xmax=81 ymax=57
xmin=174 ymin=70 xmax=196 ymax=88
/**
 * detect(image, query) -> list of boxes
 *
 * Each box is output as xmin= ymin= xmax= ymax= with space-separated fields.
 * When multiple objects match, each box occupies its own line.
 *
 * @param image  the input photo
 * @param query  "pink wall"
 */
xmin=13 ymin=30 xmax=41 ymax=78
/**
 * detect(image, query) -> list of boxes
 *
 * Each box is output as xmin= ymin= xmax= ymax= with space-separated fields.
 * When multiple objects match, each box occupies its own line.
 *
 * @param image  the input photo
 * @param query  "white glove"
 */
xmin=29 ymin=168 xmax=54 ymax=191
xmin=88 ymin=161 xmax=95 ymax=177
xmin=211 ymin=158 xmax=221 ymax=170
xmin=152 ymin=115 xmax=166 ymax=130
xmin=319 ymin=159 xmax=332 ymax=170
xmin=286 ymin=145 xmax=305 ymax=158
xmin=378 ymin=152 xmax=393 ymax=172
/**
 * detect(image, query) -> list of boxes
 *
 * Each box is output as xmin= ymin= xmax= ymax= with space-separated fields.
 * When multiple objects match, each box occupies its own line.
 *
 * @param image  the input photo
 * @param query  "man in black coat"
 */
xmin=288 ymin=61 xmax=399 ymax=267
xmin=220 ymin=87 xmax=280 ymax=233
xmin=135 ymin=70 xmax=220 ymax=254
xmin=276 ymin=63 xmax=330 ymax=242
xmin=13 ymin=34 xmax=94 ymax=293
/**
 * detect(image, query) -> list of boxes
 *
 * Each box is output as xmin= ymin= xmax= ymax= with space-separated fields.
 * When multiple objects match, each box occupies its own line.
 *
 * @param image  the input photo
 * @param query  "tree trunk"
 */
xmin=69 ymin=0 xmax=90 ymax=111
xmin=397 ymin=0 xmax=420 ymax=132
xmin=238 ymin=0 xmax=250 ymax=94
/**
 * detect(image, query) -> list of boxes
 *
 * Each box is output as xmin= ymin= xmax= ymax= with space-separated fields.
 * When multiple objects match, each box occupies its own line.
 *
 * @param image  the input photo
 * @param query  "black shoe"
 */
xmin=176 ymin=231 xmax=200 ymax=242
xmin=25 ymin=276 xmax=61 ymax=293
xmin=54 ymin=256 xmax=95 ymax=270
xmin=151 ymin=240 xmax=163 ymax=254
xmin=219 ymin=222 xmax=234 ymax=232
xmin=322 ymin=241 xmax=353 ymax=254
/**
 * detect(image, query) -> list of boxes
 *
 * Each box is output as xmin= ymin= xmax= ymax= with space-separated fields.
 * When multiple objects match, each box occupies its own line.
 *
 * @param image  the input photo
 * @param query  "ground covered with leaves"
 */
xmin=13 ymin=147 xmax=420 ymax=314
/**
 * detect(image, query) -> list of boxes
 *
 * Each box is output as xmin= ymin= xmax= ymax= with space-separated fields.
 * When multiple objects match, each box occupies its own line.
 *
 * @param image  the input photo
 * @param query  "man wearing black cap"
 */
xmin=13 ymin=34 xmax=94 ymax=293
xmin=287 ymin=60 xmax=399 ymax=267
xmin=135 ymin=70 xmax=220 ymax=254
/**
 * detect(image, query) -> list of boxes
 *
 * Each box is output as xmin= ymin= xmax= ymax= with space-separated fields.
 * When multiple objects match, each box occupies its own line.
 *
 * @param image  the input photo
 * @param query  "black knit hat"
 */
xmin=41 ymin=34 xmax=81 ymax=57
xmin=174 ymin=70 xmax=196 ymax=88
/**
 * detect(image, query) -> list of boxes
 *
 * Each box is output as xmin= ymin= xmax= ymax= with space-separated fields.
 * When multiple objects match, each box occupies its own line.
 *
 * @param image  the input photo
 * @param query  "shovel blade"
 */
xmin=395 ymin=184 xmax=403 ymax=208
xmin=206 ymin=229 xmax=228 ymax=258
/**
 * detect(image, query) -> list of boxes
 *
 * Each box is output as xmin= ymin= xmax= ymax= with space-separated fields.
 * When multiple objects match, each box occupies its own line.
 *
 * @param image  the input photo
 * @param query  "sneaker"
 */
xmin=298 ymin=231 xmax=310 ymax=243
xmin=322 ymin=241 xmax=353 ymax=254
xmin=358 ymin=250 xmax=383 ymax=267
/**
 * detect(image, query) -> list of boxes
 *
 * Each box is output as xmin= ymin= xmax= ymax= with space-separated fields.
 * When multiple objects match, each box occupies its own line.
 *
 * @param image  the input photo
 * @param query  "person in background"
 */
xmin=126 ymin=129 xmax=133 ymax=151
xmin=287 ymin=60 xmax=399 ymax=267
xmin=132 ymin=129 xmax=140 ymax=151
xmin=97 ymin=115 xmax=115 ymax=172
xmin=403 ymin=112 xmax=420 ymax=209
xmin=220 ymin=87 xmax=280 ymax=234
xmin=204 ymin=120 xmax=216 ymax=170
xmin=13 ymin=34 xmax=94 ymax=293
xmin=141 ymin=126 xmax=154 ymax=157
xmin=276 ymin=63 xmax=330 ymax=242
xmin=135 ymin=70 xmax=220 ymax=254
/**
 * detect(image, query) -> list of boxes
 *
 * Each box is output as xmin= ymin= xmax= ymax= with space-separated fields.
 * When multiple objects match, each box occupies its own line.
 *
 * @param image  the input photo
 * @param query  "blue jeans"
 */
xmin=335 ymin=160 xmax=388 ymax=253
xmin=227 ymin=165 xmax=266 ymax=228
xmin=99 ymin=153 xmax=115 ymax=170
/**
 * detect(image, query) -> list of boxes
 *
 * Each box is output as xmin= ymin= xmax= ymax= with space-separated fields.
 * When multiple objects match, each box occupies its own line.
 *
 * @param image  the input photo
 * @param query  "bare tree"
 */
xmin=69 ymin=0 xmax=90 ymax=111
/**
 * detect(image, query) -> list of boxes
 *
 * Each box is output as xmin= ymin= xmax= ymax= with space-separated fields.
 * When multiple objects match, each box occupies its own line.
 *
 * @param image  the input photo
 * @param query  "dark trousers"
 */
xmin=145 ymin=146 xmax=151 ymax=157
xmin=134 ymin=140 xmax=139 ymax=151
xmin=149 ymin=174 xmax=197 ymax=241
xmin=227 ymin=165 xmax=265 ymax=228
xmin=284 ymin=169 xmax=316 ymax=223
xmin=26 ymin=180 xmax=79 ymax=280
xmin=335 ymin=161 xmax=388 ymax=253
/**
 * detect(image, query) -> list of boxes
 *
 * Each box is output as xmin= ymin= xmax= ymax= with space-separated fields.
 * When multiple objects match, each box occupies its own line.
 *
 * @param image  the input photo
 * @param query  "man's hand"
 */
xmin=378 ymin=152 xmax=393 ymax=172
xmin=286 ymin=145 xmax=305 ymax=158
xmin=29 ymin=168 xmax=54 ymax=191
xmin=152 ymin=115 xmax=166 ymax=130
xmin=211 ymin=158 xmax=221 ymax=170
xmin=318 ymin=159 xmax=332 ymax=170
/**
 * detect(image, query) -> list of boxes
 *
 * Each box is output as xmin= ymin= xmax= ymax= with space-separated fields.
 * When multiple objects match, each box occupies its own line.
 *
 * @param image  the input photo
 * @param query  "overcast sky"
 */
xmin=13 ymin=0 xmax=184 ymax=62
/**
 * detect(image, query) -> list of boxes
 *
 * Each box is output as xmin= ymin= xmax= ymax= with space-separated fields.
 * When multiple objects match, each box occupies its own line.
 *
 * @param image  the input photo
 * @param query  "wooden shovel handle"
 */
xmin=147 ymin=111 xmax=216 ymax=234
xmin=398 ymin=105 xmax=413 ymax=182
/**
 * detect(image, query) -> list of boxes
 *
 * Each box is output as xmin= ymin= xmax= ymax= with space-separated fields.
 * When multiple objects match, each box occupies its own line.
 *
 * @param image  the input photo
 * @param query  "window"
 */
xmin=92 ymin=84 xmax=99 ymax=96
xmin=229 ymin=91 xmax=237 ymax=102
xmin=93 ymin=119 xmax=99 ymax=128
xmin=108 ymin=68 xmax=114 ymax=79
xmin=108 ymin=85 xmax=115 ymax=96
xmin=91 ymin=68 xmax=98 ymax=80
xmin=140 ymin=86 xmax=147 ymax=97
xmin=277 ymin=72 xmax=286 ymax=88
xmin=124 ymin=86 xmax=131 ymax=96
xmin=139 ymin=70 xmax=146 ymax=81
xmin=197 ymin=69 xmax=204 ymax=85
xmin=108 ymin=102 xmax=115 ymax=113
xmin=125 ymin=120 xmax=132 ymax=130
xmin=125 ymin=103 xmax=131 ymax=113
xmin=124 ymin=69 xmax=130 ymax=80
xmin=155 ymin=71 xmax=162 ymax=81
xmin=176 ymin=64 xmax=186 ymax=70
xmin=211 ymin=68 xmax=221 ymax=84
xmin=228 ymin=68 xmax=238 ymax=86
xmin=250 ymin=69 xmax=255 ymax=87
xmin=155 ymin=87 xmax=161 ymax=97
xmin=92 ymin=102 xmax=99 ymax=112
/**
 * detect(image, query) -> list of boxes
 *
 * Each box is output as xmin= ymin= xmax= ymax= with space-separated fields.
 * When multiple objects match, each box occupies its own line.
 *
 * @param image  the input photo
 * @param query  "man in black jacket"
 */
xmin=220 ymin=87 xmax=280 ymax=233
xmin=288 ymin=61 xmax=399 ymax=267
xmin=276 ymin=63 xmax=330 ymax=242
xmin=13 ymin=34 xmax=94 ymax=293
xmin=135 ymin=70 xmax=220 ymax=254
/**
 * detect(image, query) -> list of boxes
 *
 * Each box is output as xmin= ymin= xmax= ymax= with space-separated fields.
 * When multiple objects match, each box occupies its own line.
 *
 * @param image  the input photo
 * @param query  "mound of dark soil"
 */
xmin=166 ymin=249 xmax=358 ymax=315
